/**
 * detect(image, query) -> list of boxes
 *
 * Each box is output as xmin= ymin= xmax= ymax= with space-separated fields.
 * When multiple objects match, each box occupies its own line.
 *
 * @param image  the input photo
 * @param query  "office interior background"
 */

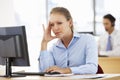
xmin=0 ymin=0 xmax=120 ymax=71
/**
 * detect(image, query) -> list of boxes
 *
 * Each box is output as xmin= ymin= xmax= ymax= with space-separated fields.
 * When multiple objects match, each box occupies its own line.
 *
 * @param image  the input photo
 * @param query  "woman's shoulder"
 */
xmin=47 ymin=39 xmax=58 ymax=49
xmin=73 ymin=33 xmax=95 ymax=43
xmin=74 ymin=33 xmax=94 ymax=39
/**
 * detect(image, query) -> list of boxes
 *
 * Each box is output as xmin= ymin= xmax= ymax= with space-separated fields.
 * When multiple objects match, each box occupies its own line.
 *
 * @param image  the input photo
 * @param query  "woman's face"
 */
xmin=49 ymin=13 xmax=72 ymax=39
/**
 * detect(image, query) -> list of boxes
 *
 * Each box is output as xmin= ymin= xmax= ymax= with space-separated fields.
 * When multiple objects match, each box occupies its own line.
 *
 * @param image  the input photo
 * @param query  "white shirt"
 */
xmin=98 ymin=29 xmax=120 ymax=56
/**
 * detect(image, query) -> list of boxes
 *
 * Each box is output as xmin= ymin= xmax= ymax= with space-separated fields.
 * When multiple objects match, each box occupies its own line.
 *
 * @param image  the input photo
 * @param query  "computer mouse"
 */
xmin=47 ymin=71 xmax=61 ymax=75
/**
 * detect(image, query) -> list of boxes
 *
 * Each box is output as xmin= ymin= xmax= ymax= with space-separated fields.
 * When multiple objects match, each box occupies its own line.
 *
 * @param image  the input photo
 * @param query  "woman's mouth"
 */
xmin=55 ymin=32 xmax=61 ymax=35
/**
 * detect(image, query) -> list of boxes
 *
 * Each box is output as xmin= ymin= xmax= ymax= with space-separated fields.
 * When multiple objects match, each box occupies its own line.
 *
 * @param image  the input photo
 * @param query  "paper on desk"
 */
xmin=45 ymin=74 xmax=106 ymax=79
xmin=70 ymin=74 xmax=106 ymax=79
xmin=45 ymin=73 xmax=74 ymax=77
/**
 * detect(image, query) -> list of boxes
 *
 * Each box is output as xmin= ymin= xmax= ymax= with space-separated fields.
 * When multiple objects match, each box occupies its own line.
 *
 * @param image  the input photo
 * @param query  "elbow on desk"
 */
xmin=70 ymin=64 xmax=97 ymax=74
xmin=85 ymin=64 xmax=98 ymax=74
xmin=86 ymin=64 xmax=98 ymax=74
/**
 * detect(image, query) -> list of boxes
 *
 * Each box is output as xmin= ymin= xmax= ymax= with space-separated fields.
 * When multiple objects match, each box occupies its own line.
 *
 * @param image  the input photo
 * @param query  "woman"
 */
xmin=38 ymin=7 xmax=98 ymax=74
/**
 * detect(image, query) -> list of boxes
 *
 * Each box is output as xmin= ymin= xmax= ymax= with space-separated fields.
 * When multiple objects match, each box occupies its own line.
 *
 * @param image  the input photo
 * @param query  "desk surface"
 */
xmin=99 ymin=56 xmax=120 ymax=59
xmin=0 ymin=74 xmax=120 ymax=80
xmin=99 ymin=57 xmax=120 ymax=73
xmin=0 ymin=57 xmax=120 ymax=79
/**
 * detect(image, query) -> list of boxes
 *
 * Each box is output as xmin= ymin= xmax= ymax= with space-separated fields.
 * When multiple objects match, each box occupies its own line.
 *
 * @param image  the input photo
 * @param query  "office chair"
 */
xmin=96 ymin=64 xmax=104 ymax=74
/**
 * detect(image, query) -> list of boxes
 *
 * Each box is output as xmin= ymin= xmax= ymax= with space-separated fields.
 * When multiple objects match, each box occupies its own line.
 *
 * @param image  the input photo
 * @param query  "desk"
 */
xmin=99 ymin=57 xmax=120 ymax=73
xmin=0 ymin=74 xmax=120 ymax=80
xmin=0 ymin=66 xmax=120 ymax=80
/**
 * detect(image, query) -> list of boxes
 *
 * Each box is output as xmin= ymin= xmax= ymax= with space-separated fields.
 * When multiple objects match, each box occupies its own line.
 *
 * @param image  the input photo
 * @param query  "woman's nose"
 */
xmin=54 ymin=24 xmax=59 ymax=30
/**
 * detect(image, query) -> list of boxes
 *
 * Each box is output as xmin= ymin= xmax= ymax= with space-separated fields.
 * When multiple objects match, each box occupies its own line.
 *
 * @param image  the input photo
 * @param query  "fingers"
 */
xmin=42 ymin=24 xmax=45 ymax=32
xmin=42 ymin=23 xmax=51 ymax=35
xmin=42 ymin=23 xmax=57 ymax=42
xmin=46 ymin=68 xmax=53 ymax=73
xmin=46 ymin=66 xmax=59 ymax=72
xmin=43 ymin=23 xmax=51 ymax=34
xmin=47 ymin=22 xmax=51 ymax=30
xmin=46 ymin=66 xmax=55 ymax=72
xmin=42 ymin=24 xmax=51 ymax=34
xmin=51 ymin=70 xmax=62 ymax=73
xmin=46 ymin=68 xmax=63 ymax=74
xmin=46 ymin=69 xmax=62 ymax=73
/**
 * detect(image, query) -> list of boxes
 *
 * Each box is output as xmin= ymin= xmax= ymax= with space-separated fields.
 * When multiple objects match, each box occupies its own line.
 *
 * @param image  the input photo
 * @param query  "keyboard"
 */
xmin=12 ymin=72 xmax=47 ymax=76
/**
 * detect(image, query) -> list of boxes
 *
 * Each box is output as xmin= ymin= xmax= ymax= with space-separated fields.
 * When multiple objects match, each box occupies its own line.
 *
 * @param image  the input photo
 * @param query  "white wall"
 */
xmin=0 ymin=0 xmax=16 ymax=27
xmin=12 ymin=0 xmax=46 ymax=72
xmin=0 ymin=0 xmax=46 ymax=72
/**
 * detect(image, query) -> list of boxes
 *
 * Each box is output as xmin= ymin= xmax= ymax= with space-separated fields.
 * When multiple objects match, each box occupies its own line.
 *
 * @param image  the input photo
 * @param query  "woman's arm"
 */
xmin=38 ymin=50 xmax=55 ymax=72
xmin=41 ymin=24 xmax=57 ymax=50
xmin=38 ymin=24 xmax=57 ymax=72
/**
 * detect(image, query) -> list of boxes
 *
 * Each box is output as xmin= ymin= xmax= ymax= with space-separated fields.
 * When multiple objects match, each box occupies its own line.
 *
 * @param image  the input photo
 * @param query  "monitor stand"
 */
xmin=0 ymin=58 xmax=26 ymax=77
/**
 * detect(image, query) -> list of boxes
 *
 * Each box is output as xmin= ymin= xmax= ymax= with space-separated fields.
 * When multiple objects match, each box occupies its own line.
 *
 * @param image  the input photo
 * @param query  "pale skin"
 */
xmin=41 ymin=13 xmax=73 ymax=74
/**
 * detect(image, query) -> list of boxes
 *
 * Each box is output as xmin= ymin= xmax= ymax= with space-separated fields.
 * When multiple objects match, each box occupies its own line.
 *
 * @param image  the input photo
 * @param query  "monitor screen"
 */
xmin=0 ymin=26 xmax=30 ymax=77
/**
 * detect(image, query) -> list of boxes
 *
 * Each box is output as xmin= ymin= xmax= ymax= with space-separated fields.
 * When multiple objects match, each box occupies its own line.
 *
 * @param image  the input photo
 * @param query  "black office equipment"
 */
xmin=0 ymin=26 xmax=30 ymax=77
xmin=12 ymin=72 xmax=46 ymax=76
xmin=47 ymin=71 xmax=61 ymax=75
xmin=78 ymin=32 xmax=94 ymax=35
xmin=12 ymin=71 xmax=61 ymax=76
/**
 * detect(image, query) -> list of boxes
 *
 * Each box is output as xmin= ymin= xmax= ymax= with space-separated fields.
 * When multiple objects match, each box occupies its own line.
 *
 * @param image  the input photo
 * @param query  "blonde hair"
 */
xmin=50 ymin=7 xmax=74 ymax=32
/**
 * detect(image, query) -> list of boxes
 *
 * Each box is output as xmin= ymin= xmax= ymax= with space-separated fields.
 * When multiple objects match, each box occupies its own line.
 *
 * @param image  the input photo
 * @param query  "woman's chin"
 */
xmin=56 ymin=34 xmax=64 ymax=39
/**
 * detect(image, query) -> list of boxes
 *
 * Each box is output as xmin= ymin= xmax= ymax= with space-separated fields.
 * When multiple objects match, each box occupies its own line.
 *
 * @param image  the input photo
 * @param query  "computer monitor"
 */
xmin=0 ymin=26 xmax=30 ymax=77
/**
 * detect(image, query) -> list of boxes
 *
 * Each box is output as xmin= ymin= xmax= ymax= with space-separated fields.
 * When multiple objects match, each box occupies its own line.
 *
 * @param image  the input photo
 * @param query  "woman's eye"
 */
xmin=57 ymin=22 xmax=62 ymax=25
xmin=50 ymin=24 xmax=54 ymax=26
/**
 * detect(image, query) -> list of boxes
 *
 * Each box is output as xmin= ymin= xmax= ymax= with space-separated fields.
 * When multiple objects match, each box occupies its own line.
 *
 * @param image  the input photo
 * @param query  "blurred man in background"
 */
xmin=98 ymin=14 xmax=120 ymax=56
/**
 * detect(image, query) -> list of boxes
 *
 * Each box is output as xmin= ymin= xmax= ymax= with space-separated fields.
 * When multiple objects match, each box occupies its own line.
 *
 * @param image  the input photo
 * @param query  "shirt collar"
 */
xmin=111 ymin=29 xmax=117 ymax=37
xmin=106 ymin=29 xmax=117 ymax=37
xmin=55 ymin=33 xmax=80 ymax=48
